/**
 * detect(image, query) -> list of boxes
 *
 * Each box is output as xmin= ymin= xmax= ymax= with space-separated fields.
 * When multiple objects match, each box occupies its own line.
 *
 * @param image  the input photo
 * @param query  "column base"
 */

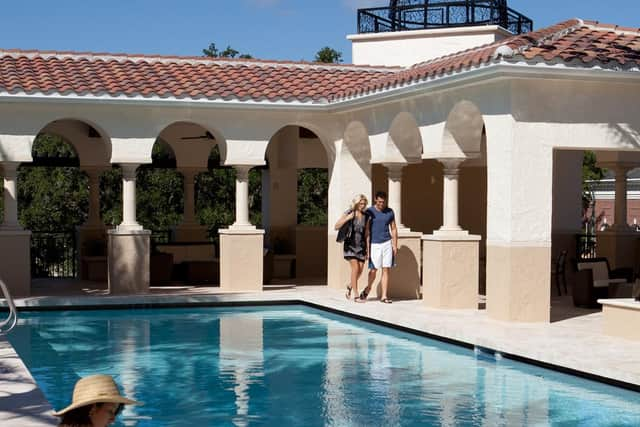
xmin=387 ymin=231 xmax=422 ymax=299
xmin=219 ymin=228 xmax=265 ymax=292
xmin=77 ymin=225 xmax=107 ymax=280
xmin=0 ymin=230 xmax=31 ymax=297
xmin=174 ymin=223 xmax=209 ymax=242
xmin=486 ymin=244 xmax=551 ymax=322
xmin=595 ymin=230 xmax=638 ymax=270
xmin=422 ymin=233 xmax=480 ymax=309
xmin=107 ymin=229 xmax=151 ymax=295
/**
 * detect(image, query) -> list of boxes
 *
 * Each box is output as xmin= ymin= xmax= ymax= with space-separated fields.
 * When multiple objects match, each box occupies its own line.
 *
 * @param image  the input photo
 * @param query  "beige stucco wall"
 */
xmin=0 ymin=231 xmax=31 ymax=297
xmin=349 ymin=25 xmax=511 ymax=67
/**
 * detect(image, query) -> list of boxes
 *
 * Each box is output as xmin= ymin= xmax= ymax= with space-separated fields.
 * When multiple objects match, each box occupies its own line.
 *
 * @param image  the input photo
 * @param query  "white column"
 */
xmin=117 ymin=163 xmax=143 ymax=231
xmin=182 ymin=168 xmax=198 ymax=225
xmin=1 ymin=162 xmax=21 ymax=230
xmin=612 ymin=165 xmax=631 ymax=231
xmin=434 ymin=158 xmax=467 ymax=236
xmin=83 ymin=167 xmax=103 ymax=227
xmin=231 ymin=165 xmax=255 ymax=230
xmin=386 ymin=163 xmax=408 ymax=232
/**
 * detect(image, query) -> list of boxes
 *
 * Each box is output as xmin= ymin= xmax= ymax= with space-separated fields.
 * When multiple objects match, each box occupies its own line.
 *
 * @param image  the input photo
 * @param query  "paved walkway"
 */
xmin=1 ymin=282 xmax=639 ymax=426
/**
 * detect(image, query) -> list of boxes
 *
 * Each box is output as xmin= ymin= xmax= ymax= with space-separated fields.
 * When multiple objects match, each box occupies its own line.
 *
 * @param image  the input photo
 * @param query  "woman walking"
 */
xmin=334 ymin=194 xmax=369 ymax=302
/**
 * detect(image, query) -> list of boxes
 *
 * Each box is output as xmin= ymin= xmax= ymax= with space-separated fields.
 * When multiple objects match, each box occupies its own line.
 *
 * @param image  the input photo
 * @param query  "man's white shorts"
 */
xmin=370 ymin=240 xmax=393 ymax=269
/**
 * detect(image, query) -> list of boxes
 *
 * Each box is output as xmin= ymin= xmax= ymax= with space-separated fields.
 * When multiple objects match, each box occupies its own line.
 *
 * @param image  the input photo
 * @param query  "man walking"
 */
xmin=360 ymin=191 xmax=397 ymax=303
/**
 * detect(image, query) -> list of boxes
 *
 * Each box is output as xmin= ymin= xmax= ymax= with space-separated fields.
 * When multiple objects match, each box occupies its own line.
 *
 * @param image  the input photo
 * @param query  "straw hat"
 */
xmin=53 ymin=374 xmax=142 ymax=416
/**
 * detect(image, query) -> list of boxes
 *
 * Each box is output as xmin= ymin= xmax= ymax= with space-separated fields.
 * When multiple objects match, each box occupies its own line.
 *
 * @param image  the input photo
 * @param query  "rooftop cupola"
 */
xmin=348 ymin=0 xmax=533 ymax=67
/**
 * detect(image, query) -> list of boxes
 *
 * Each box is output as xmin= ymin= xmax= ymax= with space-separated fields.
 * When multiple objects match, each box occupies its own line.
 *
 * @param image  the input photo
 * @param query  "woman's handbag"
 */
xmin=336 ymin=220 xmax=353 ymax=243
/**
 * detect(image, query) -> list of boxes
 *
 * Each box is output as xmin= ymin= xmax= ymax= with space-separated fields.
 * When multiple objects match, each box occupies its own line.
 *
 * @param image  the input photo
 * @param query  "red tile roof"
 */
xmin=0 ymin=19 xmax=638 ymax=104
xmin=336 ymin=19 xmax=640 ymax=100
xmin=0 ymin=50 xmax=398 ymax=103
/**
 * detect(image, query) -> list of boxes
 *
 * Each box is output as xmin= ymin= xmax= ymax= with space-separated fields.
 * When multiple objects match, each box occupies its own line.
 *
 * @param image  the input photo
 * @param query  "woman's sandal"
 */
xmin=359 ymin=287 xmax=371 ymax=301
xmin=380 ymin=298 xmax=393 ymax=304
xmin=345 ymin=285 xmax=352 ymax=300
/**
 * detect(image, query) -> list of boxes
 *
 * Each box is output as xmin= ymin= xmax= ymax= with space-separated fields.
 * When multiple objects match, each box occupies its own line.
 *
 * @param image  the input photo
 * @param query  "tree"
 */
xmin=314 ymin=47 xmax=342 ymax=64
xmin=202 ymin=43 xmax=253 ymax=59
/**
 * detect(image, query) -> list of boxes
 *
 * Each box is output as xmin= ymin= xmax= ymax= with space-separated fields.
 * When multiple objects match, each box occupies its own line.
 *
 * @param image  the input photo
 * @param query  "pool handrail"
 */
xmin=0 ymin=279 xmax=17 ymax=335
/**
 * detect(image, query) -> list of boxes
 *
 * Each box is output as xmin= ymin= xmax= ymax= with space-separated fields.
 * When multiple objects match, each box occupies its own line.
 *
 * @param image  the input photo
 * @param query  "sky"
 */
xmin=0 ymin=1 xmax=637 ymax=63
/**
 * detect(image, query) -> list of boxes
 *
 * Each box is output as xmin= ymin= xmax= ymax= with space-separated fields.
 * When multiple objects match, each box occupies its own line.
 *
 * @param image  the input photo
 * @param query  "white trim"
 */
xmin=347 ymin=25 xmax=513 ymax=42
xmin=594 ymin=191 xmax=640 ymax=201
xmin=0 ymin=62 xmax=639 ymax=113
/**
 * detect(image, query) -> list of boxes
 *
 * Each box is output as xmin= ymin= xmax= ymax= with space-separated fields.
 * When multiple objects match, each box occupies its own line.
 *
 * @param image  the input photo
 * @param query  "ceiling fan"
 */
xmin=180 ymin=131 xmax=215 ymax=141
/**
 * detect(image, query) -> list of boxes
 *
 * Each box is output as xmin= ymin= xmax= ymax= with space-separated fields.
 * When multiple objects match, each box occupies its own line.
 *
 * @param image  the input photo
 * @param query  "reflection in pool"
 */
xmin=8 ymin=306 xmax=640 ymax=426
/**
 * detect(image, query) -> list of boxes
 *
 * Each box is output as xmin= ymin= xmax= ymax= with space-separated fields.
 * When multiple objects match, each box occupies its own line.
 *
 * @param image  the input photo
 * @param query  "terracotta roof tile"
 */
xmin=0 ymin=50 xmax=397 ymax=103
xmin=0 ymin=19 xmax=638 ymax=104
xmin=333 ymin=19 xmax=640 ymax=100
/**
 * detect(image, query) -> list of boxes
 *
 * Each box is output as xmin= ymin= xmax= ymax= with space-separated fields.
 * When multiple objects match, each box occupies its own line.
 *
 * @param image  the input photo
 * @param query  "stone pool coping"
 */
xmin=2 ymin=287 xmax=640 ymax=425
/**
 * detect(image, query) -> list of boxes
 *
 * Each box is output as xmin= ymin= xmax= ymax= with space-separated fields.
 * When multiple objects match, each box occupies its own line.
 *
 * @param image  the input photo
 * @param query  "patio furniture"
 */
xmin=550 ymin=249 xmax=567 ymax=296
xmin=575 ymin=258 xmax=634 ymax=307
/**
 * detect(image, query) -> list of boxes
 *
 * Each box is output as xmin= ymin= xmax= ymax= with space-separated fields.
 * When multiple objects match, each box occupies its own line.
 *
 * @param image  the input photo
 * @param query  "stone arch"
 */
xmin=342 ymin=120 xmax=372 ymax=174
xmin=263 ymin=123 xmax=331 ymax=280
xmin=157 ymin=121 xmax=222 ymax=169
xmin=442 ymin=100 xmax=485 ymax=158
xmin=386 ymin=112 xmax=423 ymax=163
xmin=38 ymin=118 xmax=111 ymax=166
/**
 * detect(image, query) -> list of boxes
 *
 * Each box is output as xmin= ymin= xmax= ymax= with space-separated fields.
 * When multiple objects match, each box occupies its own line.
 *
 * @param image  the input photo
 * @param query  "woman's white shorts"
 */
xmin=369 ymin=240 xmax=393 ymax=269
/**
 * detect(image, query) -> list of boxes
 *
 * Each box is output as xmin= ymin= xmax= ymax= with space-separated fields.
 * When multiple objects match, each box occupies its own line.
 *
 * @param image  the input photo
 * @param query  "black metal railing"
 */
xmin=576 ymin=234 xmax=597 ymax=260
xmin=31 ymin=231 xmax=78 ymax=278
xmin=358 ymin=1 xmax=533 ymax=35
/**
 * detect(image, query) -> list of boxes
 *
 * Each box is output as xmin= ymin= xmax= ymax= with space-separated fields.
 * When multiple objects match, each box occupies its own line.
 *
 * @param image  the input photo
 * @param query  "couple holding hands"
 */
xmin=334 ymin=191 xmax=397 ymax=304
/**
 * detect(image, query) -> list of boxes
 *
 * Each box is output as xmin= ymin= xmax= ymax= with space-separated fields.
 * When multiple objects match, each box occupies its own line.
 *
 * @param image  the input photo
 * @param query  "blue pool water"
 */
xmin=8 ymin=306 xmax=640 ymax=426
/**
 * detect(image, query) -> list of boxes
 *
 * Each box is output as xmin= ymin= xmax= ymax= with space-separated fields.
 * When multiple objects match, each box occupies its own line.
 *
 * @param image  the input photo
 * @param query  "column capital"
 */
xmin=119 ymin=163 xmax=140 ymax=179
xmin=232 ymin=165 xmax=253 ymax=180
xmin=384 ymin=163 xmax=406 ymax=180
xmin=438 ymin=158 xmax=465 ymax=173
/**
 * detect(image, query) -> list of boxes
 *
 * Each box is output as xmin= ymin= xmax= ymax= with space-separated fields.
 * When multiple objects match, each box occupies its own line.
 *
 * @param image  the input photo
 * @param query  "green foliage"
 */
xmin=196 ymin=166 xmax=262 ymax=241
xmin=18 ymin=165 xmax=88 ymax=231
xmin=136 ymin=167 xmax=183 ymax=231
xmin=100 ymin=168 xmax=122 ymax=226
xmin=314 ymin=47 xmax=342 ymax=64
xmin=582 ymin=150 xmax=606 ymax=191
xmin=297 ymin=169 xmax=328 ymax=225
xmin=32 ymin=133 xmax=77 ymax=158
xmin=203 ymin=43 xmax=253 ymax=59
xmin=17 ymin=134 xmax=87 ymax=231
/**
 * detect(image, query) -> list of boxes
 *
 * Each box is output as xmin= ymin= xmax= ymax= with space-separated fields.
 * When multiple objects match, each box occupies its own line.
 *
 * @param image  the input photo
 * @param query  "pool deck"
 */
xmin=2 ymin=281 xmax=640 ymax=426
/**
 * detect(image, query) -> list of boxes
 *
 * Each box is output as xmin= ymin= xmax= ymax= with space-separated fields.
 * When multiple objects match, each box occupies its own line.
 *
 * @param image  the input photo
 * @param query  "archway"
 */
xmin=19 ymin=118 xmax=112 ymax=282
xmin=264 ymin=125 xmax=330 ymax=283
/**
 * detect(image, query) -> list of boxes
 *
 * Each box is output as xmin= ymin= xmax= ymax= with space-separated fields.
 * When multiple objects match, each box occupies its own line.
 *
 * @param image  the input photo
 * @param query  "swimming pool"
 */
xmin=8 ymin=305 xmax=640 ymax=426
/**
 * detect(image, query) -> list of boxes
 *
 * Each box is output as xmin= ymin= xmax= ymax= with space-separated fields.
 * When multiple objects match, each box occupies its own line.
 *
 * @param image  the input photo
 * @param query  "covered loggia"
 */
xmin=263 ymin=125 xmax=330 ymax=282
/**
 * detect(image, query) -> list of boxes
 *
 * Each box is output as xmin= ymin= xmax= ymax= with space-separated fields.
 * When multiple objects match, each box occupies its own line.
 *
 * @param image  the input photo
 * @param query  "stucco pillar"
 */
xmin=423 ymin=158 xmax=480 ymax=309
xmin=174 ymin=167 xmax=208 ymax=242
xmin=437 ymin=159 xmax=464 ymax=235
xmin=1 ymin=162 xmax=21 ymax=230
xmin=231 ymin=165 xmax=254 ymax=230
xmin=84 ymin=167 xmax=103 ymax=227
xmin=118 ymin=164 xmax=142 ymax=232
xmin=78 ymin=167 xmax=107 ymax=280
xmin=108 ymin=163 xmax=150 ymax=294
xmin=220 ymin=165 xmax=264 ymax=291
xmin=596 ymin=163 xmax=637 ymax=269
xmin=0 ymin=161 xmax=31 ymax=297
xmin=386 ymin=163 xmax=406 ymax=231
xmin=382 ymin=163 xmax=422 ymax=298
xmin=612 ymin=165 xmax=631 ymax=232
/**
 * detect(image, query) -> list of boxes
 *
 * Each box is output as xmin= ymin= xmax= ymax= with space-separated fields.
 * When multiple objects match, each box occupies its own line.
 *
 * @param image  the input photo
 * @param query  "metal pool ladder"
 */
xmin=0 ymin=279 xmax=18 ymax=335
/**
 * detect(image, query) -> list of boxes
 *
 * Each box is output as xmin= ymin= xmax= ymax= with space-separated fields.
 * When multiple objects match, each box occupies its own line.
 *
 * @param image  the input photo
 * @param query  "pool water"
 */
xmin=8 ymin=306 xmax=640 ymax=426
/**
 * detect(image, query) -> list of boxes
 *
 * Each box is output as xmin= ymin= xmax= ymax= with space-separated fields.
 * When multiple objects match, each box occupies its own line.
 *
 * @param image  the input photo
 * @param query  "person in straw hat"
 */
xmin=53 ymin=374 xmax=142 ymax=427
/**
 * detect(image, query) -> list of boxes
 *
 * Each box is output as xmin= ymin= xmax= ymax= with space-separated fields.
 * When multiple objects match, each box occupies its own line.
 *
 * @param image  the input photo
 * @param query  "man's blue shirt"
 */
xmin=366 ymin=206 xmax=395 ymax=244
